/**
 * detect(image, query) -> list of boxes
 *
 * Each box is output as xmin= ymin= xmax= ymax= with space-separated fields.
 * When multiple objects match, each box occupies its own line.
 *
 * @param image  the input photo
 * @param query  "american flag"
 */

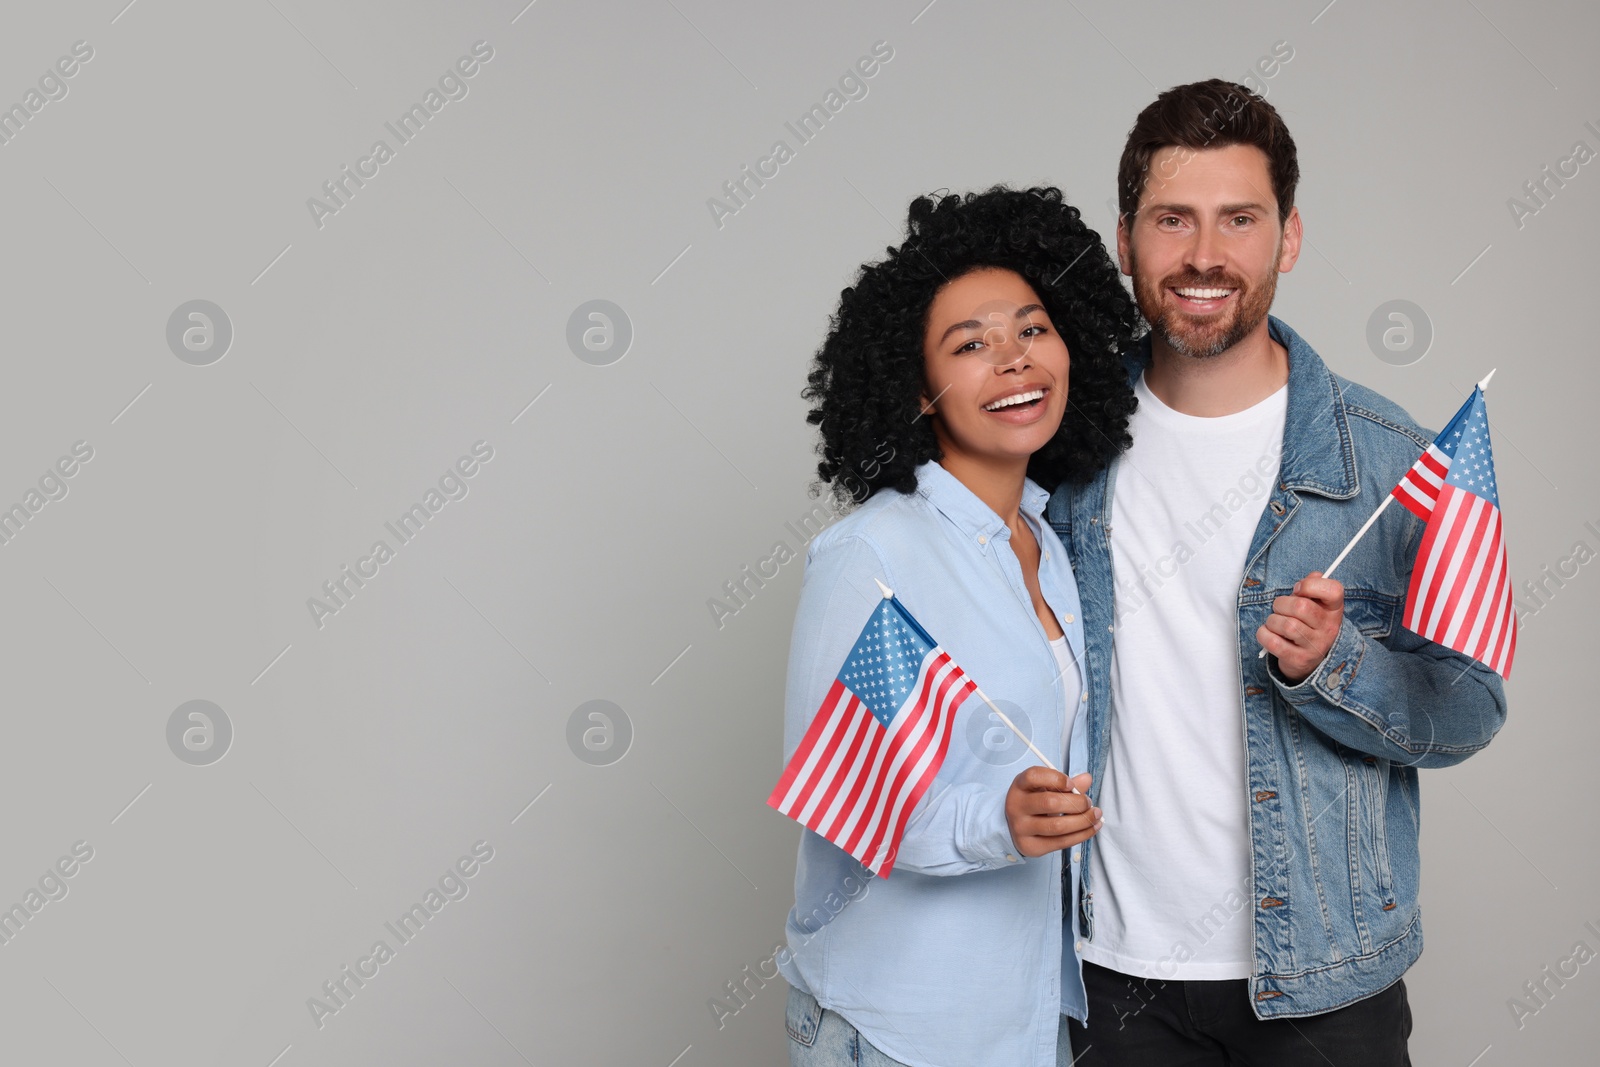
xmin=768 ymin=585 xmax=977 ymax=877
xmin=1390 ymin=386 xmax=1516 ymax=678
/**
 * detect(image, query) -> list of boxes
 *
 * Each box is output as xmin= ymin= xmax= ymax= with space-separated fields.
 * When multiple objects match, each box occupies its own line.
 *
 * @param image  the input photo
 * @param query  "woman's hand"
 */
xmin=1005 ymin=767 xmax=1100 ymax=858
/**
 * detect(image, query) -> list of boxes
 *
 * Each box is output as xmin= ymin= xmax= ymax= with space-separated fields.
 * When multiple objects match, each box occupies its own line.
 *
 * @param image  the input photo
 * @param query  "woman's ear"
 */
xmin=916 ymin=390 xmax=937 ymax=417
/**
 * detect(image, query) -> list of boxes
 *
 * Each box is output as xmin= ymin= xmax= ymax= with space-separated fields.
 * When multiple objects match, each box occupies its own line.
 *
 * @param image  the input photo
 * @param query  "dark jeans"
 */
xmin=1067 ymin=960 xmax=1412 ymax=1067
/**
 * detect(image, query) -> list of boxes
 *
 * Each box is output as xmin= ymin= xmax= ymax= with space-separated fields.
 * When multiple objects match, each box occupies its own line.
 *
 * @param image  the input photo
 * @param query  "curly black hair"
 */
xmin=803 ymin=185 xmax=1144 ymax=505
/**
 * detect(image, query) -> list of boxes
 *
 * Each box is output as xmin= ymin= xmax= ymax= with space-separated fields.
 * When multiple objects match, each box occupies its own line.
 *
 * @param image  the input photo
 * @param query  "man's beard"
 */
xmin=1131 ymin=246 xmax=1280 ymax=360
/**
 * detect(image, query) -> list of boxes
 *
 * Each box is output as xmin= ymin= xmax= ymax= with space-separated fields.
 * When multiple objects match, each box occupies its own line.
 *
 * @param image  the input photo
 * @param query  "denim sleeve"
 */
xmin=783 ymin=533 xmax=1020 ymax=876
xmin=1267 ymin=617 xmax=1507 ymax=768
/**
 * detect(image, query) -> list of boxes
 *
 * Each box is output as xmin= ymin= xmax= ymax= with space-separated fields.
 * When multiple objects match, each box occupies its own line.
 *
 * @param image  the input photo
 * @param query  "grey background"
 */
xmin=0 ymin=0 xmax=1593 ymax=1064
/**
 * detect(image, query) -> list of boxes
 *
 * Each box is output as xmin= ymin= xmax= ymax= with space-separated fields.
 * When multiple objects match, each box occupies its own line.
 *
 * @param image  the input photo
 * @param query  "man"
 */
xmin=1047 ymin=79 xmax=1507 ymax=1063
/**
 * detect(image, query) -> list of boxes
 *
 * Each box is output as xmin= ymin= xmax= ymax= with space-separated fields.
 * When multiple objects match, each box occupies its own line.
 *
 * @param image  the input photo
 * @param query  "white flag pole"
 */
xmin=874 ymin=578 xmax=1075 ymax=788
xmin=1257 ymin=369 xmax=1497 ymax=658
xmin=974 ymin=686 xmax=1058 ymax=772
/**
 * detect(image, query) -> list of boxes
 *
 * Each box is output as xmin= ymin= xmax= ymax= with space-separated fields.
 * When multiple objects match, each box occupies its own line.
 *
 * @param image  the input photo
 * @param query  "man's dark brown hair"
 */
xmin=1117 ymin=78 xmax=1300 ymax=225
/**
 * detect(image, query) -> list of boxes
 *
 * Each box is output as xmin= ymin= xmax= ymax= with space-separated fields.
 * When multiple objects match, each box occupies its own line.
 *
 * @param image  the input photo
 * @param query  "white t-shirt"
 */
xmin=1080 ymin=372 xmax=1286 ymax=981
xmin=1048 ymin=634 xmax=1083 ymax=768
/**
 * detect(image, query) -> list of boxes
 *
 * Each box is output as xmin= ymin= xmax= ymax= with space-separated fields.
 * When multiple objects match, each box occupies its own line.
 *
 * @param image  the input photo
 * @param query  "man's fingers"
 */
xmin=1069 ymin=772 xmax=1093 ymax=794
xmin=1256 ymin=625 xmax=1292 ymax=656
xmin=1271 ymin=594 xmax=1324 ymax=624
xmin=1295 ymin=572 xmax=1344 ymax=607
xmin=1262 ymin=613 xmax=1309 ymax=645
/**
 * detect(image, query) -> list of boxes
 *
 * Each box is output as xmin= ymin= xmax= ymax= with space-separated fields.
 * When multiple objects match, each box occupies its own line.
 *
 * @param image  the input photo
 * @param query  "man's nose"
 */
xmin=1187 ymin=222 xmax=1225 ymax=274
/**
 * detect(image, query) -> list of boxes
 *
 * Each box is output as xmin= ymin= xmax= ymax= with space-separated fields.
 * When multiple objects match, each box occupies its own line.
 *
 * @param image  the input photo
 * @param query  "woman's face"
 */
xmin=919 ymin=267 xmax=1070 ymax=467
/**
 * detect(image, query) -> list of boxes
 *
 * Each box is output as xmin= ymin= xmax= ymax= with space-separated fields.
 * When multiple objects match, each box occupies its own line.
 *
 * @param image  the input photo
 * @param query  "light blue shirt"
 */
xmin=776 ymin=459 xmax=1090 ymax=1067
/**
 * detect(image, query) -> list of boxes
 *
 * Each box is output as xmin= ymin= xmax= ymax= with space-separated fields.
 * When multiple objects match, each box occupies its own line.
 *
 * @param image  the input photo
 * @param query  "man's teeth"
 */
xmin=983 ymin=389 xmax=1045 ymax=412
xmin=1174 ymin=287 xmax=1235 ymax=299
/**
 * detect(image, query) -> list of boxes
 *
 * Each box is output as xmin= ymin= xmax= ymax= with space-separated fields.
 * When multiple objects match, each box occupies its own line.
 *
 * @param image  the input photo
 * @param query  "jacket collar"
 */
xmin=913 ymin=459 xmax=1052 ymax=547
xmin=1122 ymin=315 xmax=1359 ymax=500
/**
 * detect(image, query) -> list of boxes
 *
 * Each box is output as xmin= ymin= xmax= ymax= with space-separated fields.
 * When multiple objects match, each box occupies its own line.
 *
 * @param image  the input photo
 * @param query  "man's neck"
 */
xmin=1144 ymin=317 xmax=1289 ymax=417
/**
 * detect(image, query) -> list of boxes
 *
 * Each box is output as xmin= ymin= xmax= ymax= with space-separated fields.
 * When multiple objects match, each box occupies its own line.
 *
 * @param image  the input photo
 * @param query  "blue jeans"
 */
xmin=787 ymin=984 xmax=1077 ymax=1066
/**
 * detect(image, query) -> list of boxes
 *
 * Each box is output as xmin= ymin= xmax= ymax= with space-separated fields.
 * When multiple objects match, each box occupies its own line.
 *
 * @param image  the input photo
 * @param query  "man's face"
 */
xmin=1117 ymin=144 xmax=1301 ymax=359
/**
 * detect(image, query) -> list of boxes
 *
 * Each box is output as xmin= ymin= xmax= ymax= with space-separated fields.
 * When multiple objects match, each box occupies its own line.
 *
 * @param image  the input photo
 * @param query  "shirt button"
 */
xmin=1075 ymin=940 xmax=1085 ymax=953
xmin=1071 ymin=846 xmax=1081 ymax=862
xmin=1006 ymin=853 xmax=1018 ymax=862
xmin=978 ymin=534 xmax=987 ymax=545
xmin=1065 ymin=613 xmax=1075 ymax=623
xmin=1081 ymin=692 xmax=1088 ymax=702
xmin=1044 ymin=551 xmax=1050 ymax=560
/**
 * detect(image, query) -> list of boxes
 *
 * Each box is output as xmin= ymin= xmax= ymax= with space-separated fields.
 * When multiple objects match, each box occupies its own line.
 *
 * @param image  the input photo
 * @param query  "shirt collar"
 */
xmin=912 ymin=459 xmax=1050 ymax=548
xmin=1120 ymin=315 xmax=1357 ymax=499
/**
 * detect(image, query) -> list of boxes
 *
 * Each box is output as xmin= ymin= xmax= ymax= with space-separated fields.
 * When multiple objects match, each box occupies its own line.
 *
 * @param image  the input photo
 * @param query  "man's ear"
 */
xmin=1277 ymin=205 xmax=1303 ymax=274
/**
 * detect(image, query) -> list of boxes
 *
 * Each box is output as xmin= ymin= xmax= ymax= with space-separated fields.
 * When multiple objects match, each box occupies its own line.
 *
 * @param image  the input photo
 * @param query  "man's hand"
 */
xmin=1005 ymin=767 xmax=1099 ymax=858
xmin=1257 ymin=570 xmax=1344 ymax=683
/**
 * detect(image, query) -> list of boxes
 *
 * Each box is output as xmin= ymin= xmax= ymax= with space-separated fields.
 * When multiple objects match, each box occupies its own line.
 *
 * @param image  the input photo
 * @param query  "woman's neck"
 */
xmin=936 ymin=452 xmax=1029 ymax=530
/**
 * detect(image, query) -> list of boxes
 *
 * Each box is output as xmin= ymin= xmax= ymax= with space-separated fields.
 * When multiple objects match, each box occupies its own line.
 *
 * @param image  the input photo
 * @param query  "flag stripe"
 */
xmin=856 ymin=666 xmax=969 ymax=869
xmin=1469 ymin=536 xmax=1508 ymax=667
xmin=819 ymin=702 xmax=894 ymax=841
xmin=1418 ymin=494 xmax=1481 ymax=636
xmin=1405 ymin=489 xmax=1467 ymax=631
xmin=770 ymin=680 xmax=855 ymax=815
xmin=1393 ymin=445 xmax=1451 ymax=520
xmin=1453 ymin=517 xmax=1504 ymax=657
xmin=1437 ymin=498 xmax=1495 ymax=649
xmin=828 ymin=650 xmax=951 ymax=855
xmin=824 ymin=652 xmax=947 ymax=847
xmin=796 ymin=703 xmax=872 ymax=830
xmin=839 ymin=654 xmax=955 ymax=857
xmin=873 ymin=678 xmax=975 ymax=875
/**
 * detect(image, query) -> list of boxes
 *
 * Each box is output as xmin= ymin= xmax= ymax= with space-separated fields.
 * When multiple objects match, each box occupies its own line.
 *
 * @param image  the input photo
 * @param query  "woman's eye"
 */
xmin=1021 ymin=324 xmax=1048 ymax=338
xmin=955 ymin=339 xmax=983 ymax=354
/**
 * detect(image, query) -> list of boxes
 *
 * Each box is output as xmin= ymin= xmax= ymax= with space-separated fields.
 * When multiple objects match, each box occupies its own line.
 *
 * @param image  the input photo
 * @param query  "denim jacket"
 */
xmin=1045 ymin=316 xmax=1507 ymax=1018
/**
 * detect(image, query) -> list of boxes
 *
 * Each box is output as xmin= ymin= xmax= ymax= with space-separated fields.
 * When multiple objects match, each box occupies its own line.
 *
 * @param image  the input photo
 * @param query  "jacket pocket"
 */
xmin=1357 ymin=755 xmax=1395 ymax=900
xmin=1342 ymin=591 xmax=1399 ymax=640
xmin=785 ymin=985 xmax=825 ymax=1048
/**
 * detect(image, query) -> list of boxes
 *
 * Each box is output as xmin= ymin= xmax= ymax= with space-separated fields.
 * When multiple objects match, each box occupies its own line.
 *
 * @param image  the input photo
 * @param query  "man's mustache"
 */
xmin=1161 ymin=271 xmax=1247 ymax=290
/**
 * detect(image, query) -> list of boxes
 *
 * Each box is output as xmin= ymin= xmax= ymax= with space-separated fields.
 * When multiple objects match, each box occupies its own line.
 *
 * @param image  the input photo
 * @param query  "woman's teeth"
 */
xmin=983 ymin=388 xmax=1045 ymax=412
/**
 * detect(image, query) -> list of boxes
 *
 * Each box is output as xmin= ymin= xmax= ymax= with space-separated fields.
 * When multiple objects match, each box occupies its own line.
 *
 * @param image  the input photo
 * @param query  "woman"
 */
xmin=774 ymin=186 xmax=1142 ymax=1067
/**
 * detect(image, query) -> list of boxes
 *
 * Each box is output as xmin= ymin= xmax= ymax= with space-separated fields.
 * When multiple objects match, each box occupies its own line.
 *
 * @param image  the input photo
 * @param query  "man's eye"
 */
xmin=1232 ymin=215 xmax=1252 ymax=225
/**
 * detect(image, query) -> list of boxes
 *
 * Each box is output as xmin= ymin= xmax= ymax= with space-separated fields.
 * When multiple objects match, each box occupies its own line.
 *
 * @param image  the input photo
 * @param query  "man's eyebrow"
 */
xmin=1140 ymin=201 xmax=1269 ymax=216
xmin=938 ymin=304 xmax=1047 ymax=344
